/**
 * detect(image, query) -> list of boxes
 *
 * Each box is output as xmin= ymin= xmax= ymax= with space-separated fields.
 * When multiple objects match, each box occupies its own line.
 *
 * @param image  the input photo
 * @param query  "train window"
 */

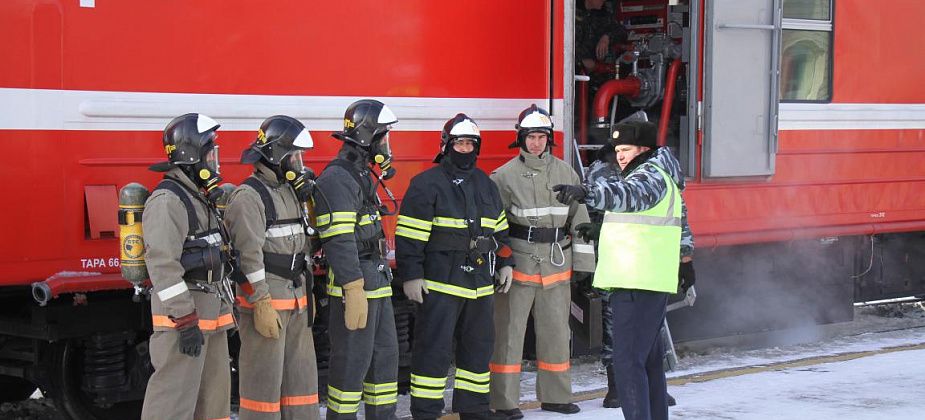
xmin=781 ymin=30 xmax=831 ymax=101
xmin=783 ymin=0 xmax=831 ymax=20
xmin=780 ymin=0 xmax=832 ymax=102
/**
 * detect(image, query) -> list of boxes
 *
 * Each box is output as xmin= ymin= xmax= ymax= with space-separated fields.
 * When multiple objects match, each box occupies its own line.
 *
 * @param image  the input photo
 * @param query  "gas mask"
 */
xmin=370 ymin=132 xmax=396 ymax=180
xmin=190 ymin=145 xmax=224 ymax=203
xmin=280 ymin=150 xmax=316 ymax=202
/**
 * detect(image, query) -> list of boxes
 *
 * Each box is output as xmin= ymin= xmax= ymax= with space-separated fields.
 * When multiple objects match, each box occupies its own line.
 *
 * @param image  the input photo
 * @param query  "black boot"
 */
xmin=603 ymin=364 xmax=621 ymax=408
xmin=667 ymin=392 xmax=677 ymax=407
xmin=495 ymin=408 xmax=524 ymax=419
xmin=541 ymin=403 xmax=581 ymax=414
xmin=459 ymin=410 xmax=510 ymax=420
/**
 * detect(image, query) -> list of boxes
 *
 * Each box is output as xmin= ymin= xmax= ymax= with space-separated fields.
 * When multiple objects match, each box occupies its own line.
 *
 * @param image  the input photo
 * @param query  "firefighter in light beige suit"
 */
xmin=489 ymin=105 xmax=595 ymax=418
xmin=225 ymin=115 xmax=321 ymax=420
xmin=142 ymin=113 xmax=233 ymax=420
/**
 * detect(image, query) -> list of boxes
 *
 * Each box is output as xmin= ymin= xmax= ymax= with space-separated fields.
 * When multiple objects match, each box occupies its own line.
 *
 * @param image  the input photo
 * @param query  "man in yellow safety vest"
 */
xmin=553 ymin=120 xmax=694 ymax=420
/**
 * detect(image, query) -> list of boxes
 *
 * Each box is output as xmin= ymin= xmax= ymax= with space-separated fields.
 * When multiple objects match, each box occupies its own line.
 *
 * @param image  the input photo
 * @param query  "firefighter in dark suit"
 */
xmin=396 ymin=114 xmax=513 ymax=420
xmin=313 ymin=99 xmax=400 ymax=420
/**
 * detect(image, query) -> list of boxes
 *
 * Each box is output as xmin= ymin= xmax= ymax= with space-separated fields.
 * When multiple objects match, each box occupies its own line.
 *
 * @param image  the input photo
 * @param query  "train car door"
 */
xmin=702 ymin=0 xmax=782 ymax=178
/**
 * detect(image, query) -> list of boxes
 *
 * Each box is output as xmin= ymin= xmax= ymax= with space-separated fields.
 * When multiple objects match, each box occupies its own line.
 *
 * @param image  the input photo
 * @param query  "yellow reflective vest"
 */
xmin=593 ymin=165 xmax=681 ymax=293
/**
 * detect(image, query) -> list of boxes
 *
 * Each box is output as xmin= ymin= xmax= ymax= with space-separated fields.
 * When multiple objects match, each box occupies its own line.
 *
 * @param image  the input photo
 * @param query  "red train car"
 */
xmin=0 ymin=1 xmax=922 ymax=418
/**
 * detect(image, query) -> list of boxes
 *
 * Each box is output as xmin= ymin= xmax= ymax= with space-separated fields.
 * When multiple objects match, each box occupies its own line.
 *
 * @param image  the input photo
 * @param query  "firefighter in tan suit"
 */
xmin=142 ymin=113 xmax=234 ymax=420
xmin=225 ymin=115 xmax=321 ymax=419
xmin=488 ymin=105 xmax=596 ymax=418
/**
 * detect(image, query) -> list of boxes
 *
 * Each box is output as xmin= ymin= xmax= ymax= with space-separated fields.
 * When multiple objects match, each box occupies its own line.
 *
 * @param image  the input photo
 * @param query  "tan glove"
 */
xmin=253 ymin=295 xmax=282 ymax=339
xmin=403 ymin=278 xmax=428 ymax=303
xmin=342 ymin=278 xmax=368 ymax=330
xmin=495 ymin=266 xmax=514 ymax=293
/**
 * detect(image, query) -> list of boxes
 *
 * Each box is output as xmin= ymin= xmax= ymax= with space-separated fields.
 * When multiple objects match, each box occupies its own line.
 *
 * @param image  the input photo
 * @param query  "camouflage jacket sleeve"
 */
xmin=224 ymin=186 xmax=270 ymax=302
xmin=587 ymin=158 xmax=694 ymax=258
xmin=314 ymin=168 xmax=364 ymax=286
xmin=142 ymin=193 xmax=196 ymax=318
xmin=680 ymin=197 xmax=694 ymax=258
xmin=584 ymin=164 xmax=668 ymax=213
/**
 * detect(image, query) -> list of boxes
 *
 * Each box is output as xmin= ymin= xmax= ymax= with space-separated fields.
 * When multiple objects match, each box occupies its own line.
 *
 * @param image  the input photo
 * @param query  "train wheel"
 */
xmin=43 ymin=340 xmax=143 ymax=420
xmin=0 ymin=374 xmax=37 ymax=402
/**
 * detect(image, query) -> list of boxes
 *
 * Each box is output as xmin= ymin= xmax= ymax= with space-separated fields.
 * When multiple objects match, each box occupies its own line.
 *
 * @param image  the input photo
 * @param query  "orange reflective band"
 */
xmin=537 ymin=360 xmax=570 ymax=372
xmin=489 ymin=363 xmax=521 ymax=374
xmin=199 ymin=313 xmax=235 ymax=330
xmin=512 ymin=269 xmax=573 ymax=287
xmin=207 ymin=417 xmax=231 ymax=420
xmin=151 ymin=313 xmax=234 ymax=331
xmin=151 ymin=315 xmax=175 ymax=328
xmin=237 ymin=296 xmax=309 ymax=310
xmin=281 ymin=394 xmax=320 ymax=406
xmin=239 ymin=397 xmax=280 ymax=413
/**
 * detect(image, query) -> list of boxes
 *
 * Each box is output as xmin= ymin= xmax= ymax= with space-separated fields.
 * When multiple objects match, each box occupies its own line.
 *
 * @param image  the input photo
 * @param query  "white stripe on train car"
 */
xmin=0 ymin=88 xmax=565 ymax=132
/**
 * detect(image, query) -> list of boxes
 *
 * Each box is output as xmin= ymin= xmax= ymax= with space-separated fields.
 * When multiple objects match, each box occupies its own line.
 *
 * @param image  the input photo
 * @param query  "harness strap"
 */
xmin=242 ymin=177 xmax=279 ymax=229
xmin=154 ymin=179 xmax=200 ymax=236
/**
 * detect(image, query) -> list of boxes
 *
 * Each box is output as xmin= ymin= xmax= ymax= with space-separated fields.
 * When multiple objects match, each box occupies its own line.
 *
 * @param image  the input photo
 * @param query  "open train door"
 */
xmin=702 ymin=0 xmax=782 ymax=178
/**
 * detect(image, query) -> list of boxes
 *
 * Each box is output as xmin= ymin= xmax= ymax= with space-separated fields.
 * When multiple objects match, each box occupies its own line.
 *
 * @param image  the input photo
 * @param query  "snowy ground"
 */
xmin=8 ymin=304 xmax=925 ymax=419
xmin=418 ymin=303 xmax=925 ymax=419
xmin=519 ymin=348 xmax=925 ymax=420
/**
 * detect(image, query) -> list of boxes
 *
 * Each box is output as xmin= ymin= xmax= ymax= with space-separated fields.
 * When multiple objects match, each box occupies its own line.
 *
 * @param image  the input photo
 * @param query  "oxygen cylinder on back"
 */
xmin=119 ymin=183 xmax=150 ymax=284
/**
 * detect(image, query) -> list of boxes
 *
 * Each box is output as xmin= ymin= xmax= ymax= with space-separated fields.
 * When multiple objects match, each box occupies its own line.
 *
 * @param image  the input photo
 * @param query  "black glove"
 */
xmin=178 ymin=325 xmax=205 ymax=357
xmin=552 ymin=184 xmax=588 ymax=205
xmin=172 ymin=312 xmax=205 ymax=357
xmin=574 ymin=222 xmax=601 ymax=243
xmin=678 ymin=261 xmax=696 ymax=293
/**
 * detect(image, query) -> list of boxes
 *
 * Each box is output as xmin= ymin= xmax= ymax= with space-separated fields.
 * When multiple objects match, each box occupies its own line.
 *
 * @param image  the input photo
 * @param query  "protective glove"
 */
xmin=172 ymin=311 xmax=204 ymax=358
xmin=678 ymin=261 xmax=696 ymax=293
xmin=253 ymin=294 xmax=282 ymax=339
xmin=495 ymin=266 xmax=514 ymax=293
xmin=403 ymin=278 xmax=429 ymax=303
xmin=574 ymin=222 xmax=601 ymax=243
xmin=342 ymin=278 xmax=368 ymax=330
xmin=552 ymin=184 xmax=589 ymax=205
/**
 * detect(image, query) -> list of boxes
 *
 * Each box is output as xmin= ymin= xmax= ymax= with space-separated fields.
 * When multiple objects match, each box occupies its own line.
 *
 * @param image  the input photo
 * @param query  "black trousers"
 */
xmin=326 ymin=297 xmax=398 ymax=420
xmin=410 ymin=291 xmax=494 ymax=419
xmin=610 ymin=289 xmax=669 ymax=420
